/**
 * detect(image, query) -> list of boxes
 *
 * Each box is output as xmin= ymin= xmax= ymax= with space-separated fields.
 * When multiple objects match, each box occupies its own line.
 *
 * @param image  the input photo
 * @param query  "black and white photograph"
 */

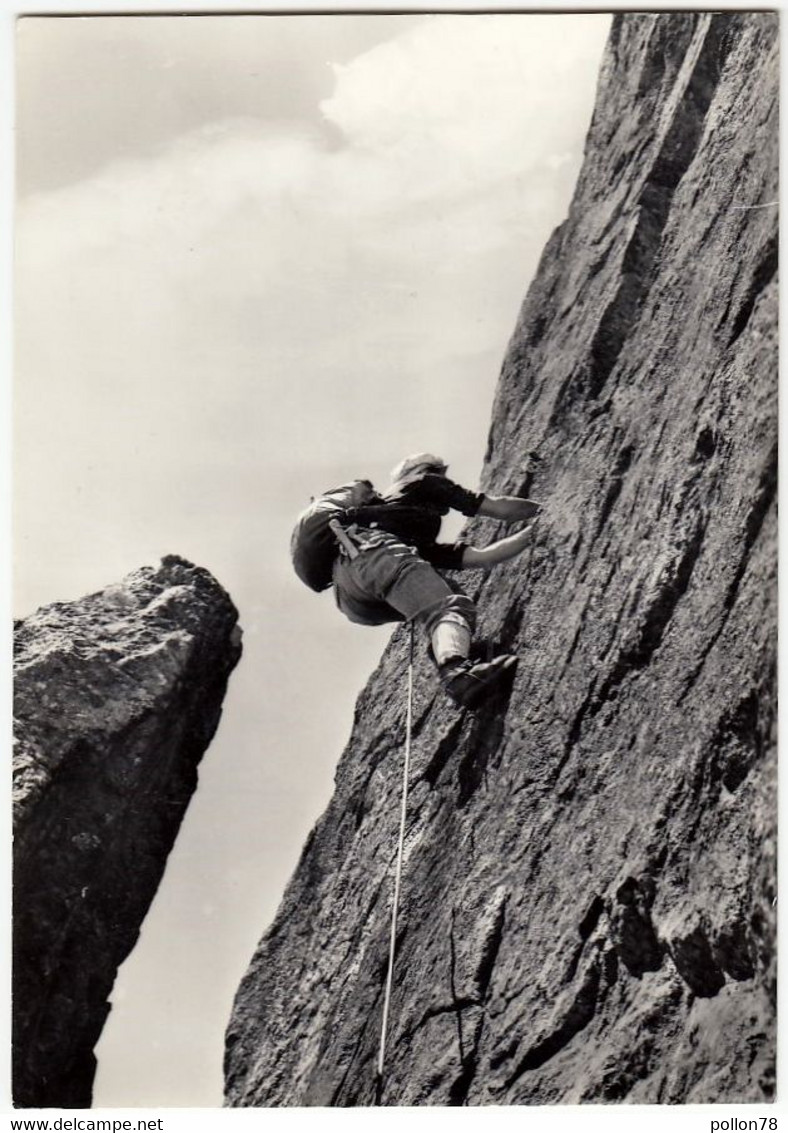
xmin=10 ymin=5 xmax=778 ymax=1120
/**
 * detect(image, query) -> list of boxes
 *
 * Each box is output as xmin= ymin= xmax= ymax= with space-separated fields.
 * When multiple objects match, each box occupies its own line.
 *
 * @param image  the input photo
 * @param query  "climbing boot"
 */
xmin=439 ymin=653 xmax=517 ymax=709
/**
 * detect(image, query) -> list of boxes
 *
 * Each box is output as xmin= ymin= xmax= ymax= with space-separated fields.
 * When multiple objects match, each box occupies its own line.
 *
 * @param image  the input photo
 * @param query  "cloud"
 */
xmin=16 ymin=13 xmax=423 ymax=195
xmin=321 ymin=14 xmax=609 ymax=203
xmin=19 ymin=14 xmax=610 ymax=260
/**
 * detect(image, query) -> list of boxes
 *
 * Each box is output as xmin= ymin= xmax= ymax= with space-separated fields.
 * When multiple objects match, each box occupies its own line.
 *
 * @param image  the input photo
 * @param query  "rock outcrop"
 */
xmin=13 ymin=556 xmax=242 ymax=1108
xmin=225 ymin=12 xmax=777 ymax=1107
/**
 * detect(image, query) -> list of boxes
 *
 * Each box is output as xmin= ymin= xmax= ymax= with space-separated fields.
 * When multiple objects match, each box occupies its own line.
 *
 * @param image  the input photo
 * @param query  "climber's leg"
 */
xmin=384 ymin=573 xmax=517 ymax=708
xmin=333 ymin=531 xmax=516 ymax=707
xmin=430 ymin=614 xmax=471 ymax=665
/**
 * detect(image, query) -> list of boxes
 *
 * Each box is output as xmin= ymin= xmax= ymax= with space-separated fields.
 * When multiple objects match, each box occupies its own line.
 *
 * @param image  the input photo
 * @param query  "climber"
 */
xmin=294 ymin=453 xmax=540 ymax=709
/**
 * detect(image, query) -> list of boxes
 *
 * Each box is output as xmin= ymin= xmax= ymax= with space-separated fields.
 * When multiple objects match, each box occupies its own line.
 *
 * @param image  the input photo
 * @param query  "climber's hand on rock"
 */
xmin=461 ymin=523 xmax=535 ymax=569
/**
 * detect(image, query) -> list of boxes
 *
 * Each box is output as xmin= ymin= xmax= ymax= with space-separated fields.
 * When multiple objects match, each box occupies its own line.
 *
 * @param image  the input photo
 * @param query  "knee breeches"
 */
xmin=332 ymin=529 xmax=476 ymax=637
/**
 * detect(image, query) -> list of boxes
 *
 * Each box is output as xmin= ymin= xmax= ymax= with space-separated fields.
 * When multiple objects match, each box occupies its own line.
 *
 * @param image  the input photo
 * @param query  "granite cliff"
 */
xmin=13 ymin=556 xmax=242 ymax=1108
xmin=225 ymin=12 xmax=777 ymax=1106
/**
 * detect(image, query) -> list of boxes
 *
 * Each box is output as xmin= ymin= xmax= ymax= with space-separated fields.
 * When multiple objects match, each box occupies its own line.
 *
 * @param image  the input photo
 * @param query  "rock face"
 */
xmin=13 ymin=556 xmax=242 ymax=1108
xmin=225 ymin=13 xmax=776 ymax=1107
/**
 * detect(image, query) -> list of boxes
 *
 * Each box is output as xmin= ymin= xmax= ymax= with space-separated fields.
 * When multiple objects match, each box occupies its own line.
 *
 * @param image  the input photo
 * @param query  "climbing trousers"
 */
xmin=332 ymin=528 xmax=476 ymax=639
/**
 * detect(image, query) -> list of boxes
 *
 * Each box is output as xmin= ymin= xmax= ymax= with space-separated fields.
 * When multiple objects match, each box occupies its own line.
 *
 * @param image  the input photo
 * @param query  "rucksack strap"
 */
xmin=328 ymin=518 xmax=360 ymax=559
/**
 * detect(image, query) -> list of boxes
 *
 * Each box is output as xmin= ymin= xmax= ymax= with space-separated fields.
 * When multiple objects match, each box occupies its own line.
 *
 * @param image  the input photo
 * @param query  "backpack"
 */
xmin=290 ymin=480 xmax=378 ymax=592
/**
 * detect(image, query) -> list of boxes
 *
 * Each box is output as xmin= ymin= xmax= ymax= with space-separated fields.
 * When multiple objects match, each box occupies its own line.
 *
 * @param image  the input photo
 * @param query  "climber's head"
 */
xmin=389 ymin=452 xmax=448 ymax=485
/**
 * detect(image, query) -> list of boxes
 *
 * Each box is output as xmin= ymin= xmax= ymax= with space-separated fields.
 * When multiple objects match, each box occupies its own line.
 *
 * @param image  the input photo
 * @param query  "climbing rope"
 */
xmin=375 ymin=620 xmax=415 ymax=1105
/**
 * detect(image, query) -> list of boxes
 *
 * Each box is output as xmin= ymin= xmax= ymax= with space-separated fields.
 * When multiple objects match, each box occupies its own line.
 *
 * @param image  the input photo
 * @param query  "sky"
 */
xmin=13 ymin=12 xmax=610 ymax=1107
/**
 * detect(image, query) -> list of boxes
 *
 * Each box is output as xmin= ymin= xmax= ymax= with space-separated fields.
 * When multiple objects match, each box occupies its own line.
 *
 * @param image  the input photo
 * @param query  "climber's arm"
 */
xmin=407 ymin=476 xmax=540 ymax=523
xmin=460 ymin=523 xmax=535 ymax=569
xmin=477 ymin=495 xmax=540 ymax=522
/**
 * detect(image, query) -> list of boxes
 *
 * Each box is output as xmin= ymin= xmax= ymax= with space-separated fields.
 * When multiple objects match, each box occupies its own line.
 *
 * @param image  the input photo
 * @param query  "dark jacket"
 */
xmin=347 ymin=474 xmax=484 ymax=570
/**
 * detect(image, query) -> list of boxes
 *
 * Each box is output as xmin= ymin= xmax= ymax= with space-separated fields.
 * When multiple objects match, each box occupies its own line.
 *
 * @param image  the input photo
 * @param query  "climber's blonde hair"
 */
xmin=389 ymin=453 xmax=448 ymax=484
